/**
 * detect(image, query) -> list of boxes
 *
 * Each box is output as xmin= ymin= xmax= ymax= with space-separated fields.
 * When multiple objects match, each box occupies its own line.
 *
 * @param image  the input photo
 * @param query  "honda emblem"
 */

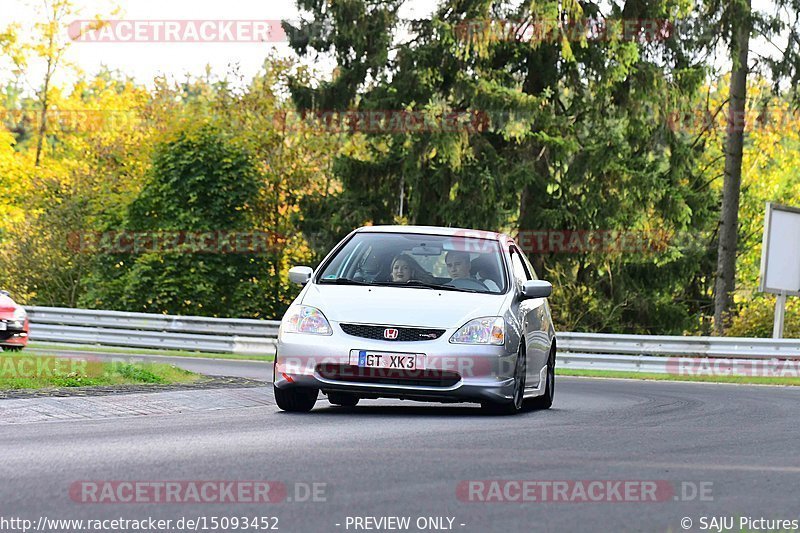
xmin=384 ymin=328 xmax=399 ymax=340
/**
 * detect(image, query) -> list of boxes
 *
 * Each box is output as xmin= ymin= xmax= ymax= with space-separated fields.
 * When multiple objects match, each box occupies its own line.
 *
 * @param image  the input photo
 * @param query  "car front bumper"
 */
xmin=0 ymin=319 xmax=29 ymax=347
xmin=274 ymin=325 xmax=519 ymax=404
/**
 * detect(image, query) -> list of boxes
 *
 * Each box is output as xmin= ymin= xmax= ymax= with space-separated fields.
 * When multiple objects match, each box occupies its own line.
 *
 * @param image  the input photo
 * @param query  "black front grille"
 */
xmin=0 ymin=321 xmax=24 ymax=341
xmin=340 ymin=323 xmax=445 ymax=342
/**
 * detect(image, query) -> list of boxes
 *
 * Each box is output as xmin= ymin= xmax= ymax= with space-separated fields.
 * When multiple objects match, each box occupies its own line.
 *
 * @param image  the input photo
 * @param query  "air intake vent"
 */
xmin=340 ymin=324 xmax=445 ymax=342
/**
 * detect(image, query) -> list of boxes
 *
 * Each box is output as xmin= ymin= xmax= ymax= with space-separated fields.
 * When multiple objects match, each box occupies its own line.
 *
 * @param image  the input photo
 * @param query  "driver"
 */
xmin=445 ymin=251 xmax=499 ymax=291
xmin=391 ymin=254 xmax=434 ymax=284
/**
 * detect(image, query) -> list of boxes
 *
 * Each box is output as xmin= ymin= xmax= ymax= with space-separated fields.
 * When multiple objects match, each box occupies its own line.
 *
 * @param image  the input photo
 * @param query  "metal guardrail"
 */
xmin=26 ymin=307 xmax=278 ymax=355
xmin=558 ymin=332 xmax=800 ymax=359
xmin=558 ymin=333 xmax=800 ymax=374
xmin=559 ymin=353 xmax=674 ymax=373
xmin=27 ymin=307 xmax=279 ymax=336
xmin=23 ymin=307 xmax=800 ymax=366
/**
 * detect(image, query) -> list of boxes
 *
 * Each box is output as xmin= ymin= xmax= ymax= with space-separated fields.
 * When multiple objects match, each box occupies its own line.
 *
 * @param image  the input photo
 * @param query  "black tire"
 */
xmin=327 ymin=392 xmax=360 ymax=407
xmin=529 ymin=348 xmax=555 ymax=410
xmin=481 ymin=346 xmax=526 ymax=415
xmin=1 ymin=346 xmax=23 ymax=352
xmin=274 ymin=385 xmax=318 ymax=412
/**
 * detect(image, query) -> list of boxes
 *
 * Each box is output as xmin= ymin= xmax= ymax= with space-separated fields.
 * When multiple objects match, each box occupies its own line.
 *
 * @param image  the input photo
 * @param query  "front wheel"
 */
xmin=481 ymin=347 xmax=526 ymax=415
xmin=274 ymin=385 xmax=318 ymax=412
xmin=529 ymin=349 xmax=555 ymax=410
xmin=1 ymin=346 xmax=23 ymax=352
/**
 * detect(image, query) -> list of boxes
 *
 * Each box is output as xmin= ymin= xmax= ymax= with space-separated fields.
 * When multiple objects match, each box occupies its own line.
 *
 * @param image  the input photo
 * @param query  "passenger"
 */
xmin=445 ymin=251 xmax=499 ymax=291
xmin=390 ymin=254 xmax=434 ymax=284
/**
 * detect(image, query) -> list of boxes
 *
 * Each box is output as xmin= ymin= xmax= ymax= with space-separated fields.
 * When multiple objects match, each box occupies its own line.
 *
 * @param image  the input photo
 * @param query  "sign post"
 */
xmin=773 ymin=293 xmax=786 ymax=339
xmin=759 ymin=202 xmax=800 ymax=339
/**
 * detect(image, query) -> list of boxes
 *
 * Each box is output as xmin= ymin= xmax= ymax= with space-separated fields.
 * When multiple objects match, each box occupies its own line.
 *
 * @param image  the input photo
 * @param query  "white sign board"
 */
xmin=759 ymin=202 xmax=800 ymax=296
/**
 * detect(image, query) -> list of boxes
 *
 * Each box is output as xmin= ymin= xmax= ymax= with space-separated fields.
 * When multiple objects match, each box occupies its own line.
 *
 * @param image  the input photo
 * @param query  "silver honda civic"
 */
xmin=273 ymin=226 xmax=556 ymax=414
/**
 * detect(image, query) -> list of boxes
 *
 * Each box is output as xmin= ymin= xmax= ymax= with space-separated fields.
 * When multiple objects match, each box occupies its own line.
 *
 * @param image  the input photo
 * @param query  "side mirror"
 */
xmin=288 ymin=266 xmax=314 ymax=285
xmin=520 ymin=280 xmax=552 ymax=300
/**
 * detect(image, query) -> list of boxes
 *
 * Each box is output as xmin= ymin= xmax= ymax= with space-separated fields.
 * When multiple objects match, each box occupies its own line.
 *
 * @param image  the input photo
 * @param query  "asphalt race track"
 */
xmin=2 ymin=352 xmax=800 ymax=533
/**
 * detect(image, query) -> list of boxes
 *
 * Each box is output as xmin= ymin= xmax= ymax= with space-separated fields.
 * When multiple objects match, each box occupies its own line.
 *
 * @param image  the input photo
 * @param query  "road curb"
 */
xmin=0 ymin=386 xmax=274 ymax=425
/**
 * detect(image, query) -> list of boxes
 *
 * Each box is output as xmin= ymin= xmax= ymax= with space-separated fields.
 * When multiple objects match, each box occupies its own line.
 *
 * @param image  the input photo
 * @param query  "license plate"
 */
xmin=350 ymin=350 xmax=421 ymax=370
xmin=0 ymin=322 xmax=6 ymax=331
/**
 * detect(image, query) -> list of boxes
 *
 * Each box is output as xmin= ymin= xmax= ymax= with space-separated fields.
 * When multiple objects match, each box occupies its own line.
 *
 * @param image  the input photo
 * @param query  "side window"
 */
xmin=509 ymin=246 xmax=532 ymax=285
xmin=521 ymin=252 xmax=539 ymax=280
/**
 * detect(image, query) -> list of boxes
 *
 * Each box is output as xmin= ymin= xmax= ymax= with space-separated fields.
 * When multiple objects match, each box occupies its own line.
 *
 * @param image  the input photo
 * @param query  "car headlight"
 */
xmin=281 ymin=305 xmax=332 ymax=336
xmin=12 ymin=307 xmax=27 ymax=322
xmin=450 ymin=317 xmax=505 ymax=345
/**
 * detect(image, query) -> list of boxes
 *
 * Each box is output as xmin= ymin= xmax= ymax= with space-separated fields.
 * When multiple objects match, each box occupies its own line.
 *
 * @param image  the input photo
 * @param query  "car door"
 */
xmin=508 ymin=245 xmax=549 ymax=387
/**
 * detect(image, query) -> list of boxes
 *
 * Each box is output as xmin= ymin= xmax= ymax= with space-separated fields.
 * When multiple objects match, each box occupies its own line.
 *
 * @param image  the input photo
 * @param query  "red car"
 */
xmin=0 ymin=291 xmax=29 ymax=352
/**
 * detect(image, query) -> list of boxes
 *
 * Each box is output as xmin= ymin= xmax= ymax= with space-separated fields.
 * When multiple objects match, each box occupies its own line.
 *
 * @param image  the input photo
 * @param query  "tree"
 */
xmin=712 ymin=0 xmax=751 ymax=333
xmin=0 ymin=0 xmax=115 ymax=166
xmin=284 ymin=0 xmax=719 ymax=333
xmin=707 ymin=0 xmax=800 ymax=333
xmin=82 ymin=123 xmax=268 ymax=316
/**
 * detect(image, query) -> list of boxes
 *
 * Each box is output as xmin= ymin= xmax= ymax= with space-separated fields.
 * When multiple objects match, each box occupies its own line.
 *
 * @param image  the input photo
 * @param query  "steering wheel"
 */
xmin=445 ymin=278 xmax=488 ymax=291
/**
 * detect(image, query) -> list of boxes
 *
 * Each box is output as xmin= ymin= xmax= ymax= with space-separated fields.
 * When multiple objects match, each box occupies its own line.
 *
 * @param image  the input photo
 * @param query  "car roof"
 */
xmin=355 ymin=225 xmax=506 ymax=241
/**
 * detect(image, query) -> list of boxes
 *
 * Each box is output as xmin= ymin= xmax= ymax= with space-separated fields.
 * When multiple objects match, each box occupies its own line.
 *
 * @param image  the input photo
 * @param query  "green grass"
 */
xmin=557 ymin=368 xmax=800 ymax=386
xmin=0 ymin=356 xmax=201 ymax=390
xmin=26 ymin=342 xmax=274 ymax=362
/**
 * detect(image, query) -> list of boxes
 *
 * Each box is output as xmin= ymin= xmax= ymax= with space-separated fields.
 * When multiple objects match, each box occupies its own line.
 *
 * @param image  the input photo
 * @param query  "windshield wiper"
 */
xmin=320 ymin=278 xmax=481 ymax=293
xmin=319 ymin=277 xmax=370 ymax=286
xmin=405 ymin=280 xmax=461 ymax=291
xmin=372 ymin=280 xmax=478 ymax=293
xmin=369 ymin=280 xmax=437 ymax=290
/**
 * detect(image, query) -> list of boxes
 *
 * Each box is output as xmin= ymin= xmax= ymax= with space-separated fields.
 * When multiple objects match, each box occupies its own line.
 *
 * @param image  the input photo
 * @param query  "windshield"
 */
xmin=317 ymin=232 xmax=507 ymax=294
